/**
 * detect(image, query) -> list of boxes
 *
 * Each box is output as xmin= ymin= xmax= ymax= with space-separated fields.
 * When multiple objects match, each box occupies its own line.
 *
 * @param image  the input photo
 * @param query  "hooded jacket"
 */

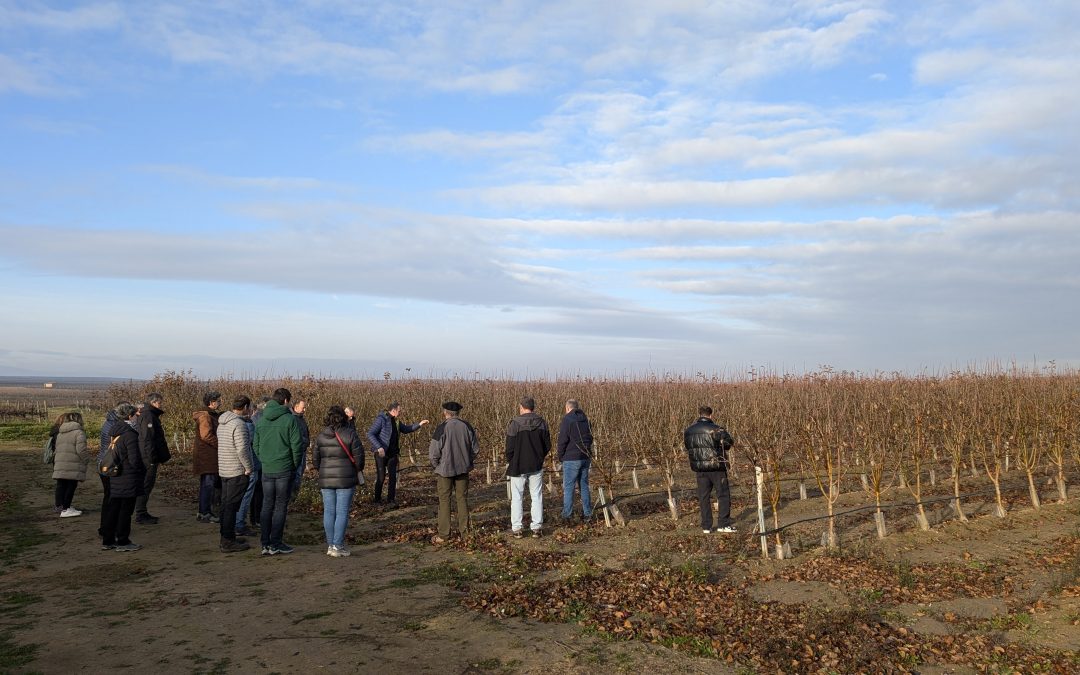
xmin=217 ymin=410 xmax=254 ymax=479
xmin=52 ymin=421 xmax=90 ymax=481
xmin=253 ymin=400 xmax=303 ymax=475
xmin=313 ymin=424 xmax=364 ymax=489
xmin=505 ymin=412 xmax=550 ymax=477
xmin=99 ymin=409 xmax=120 ymax=468
xmin=192 ymin=407 xmax=220 ymax=475
xmin=429 ymin=416 xmax=479 ymax=478
xmin=137 ymin=404 xmax=169 ymax=465
xmin=684 ymin=417 xmax=734 ymax=473
xmin=557 ymin=409 xmax=593 ymax=462
xmin=108 ymin=420 xmax=147 ymax=499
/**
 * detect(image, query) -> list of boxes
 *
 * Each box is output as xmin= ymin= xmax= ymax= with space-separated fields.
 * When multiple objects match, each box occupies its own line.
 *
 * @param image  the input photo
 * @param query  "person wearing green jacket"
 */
xmin=253 ymin=388 xmax=303 ymax=555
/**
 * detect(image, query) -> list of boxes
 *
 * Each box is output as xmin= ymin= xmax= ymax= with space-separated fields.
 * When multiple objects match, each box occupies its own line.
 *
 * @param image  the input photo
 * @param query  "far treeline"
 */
xmin=104 ymin=366 xmax=1079 ymax=548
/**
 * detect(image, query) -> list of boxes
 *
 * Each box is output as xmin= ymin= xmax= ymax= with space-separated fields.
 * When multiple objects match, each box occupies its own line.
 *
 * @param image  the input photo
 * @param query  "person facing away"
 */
xmin=557 ymin=399 xmax=594 ymax=522
xmin=252 ymin=387 xmax=303 ymax=555
xmin=313 ymin=405 xmax=364 ymax=558
xmin=367 ymin=402 xmax=429 ymax=507
xmin=428 ymin=401 xmax=479 ymax=545
xmin=234 ymin=407 xmax=261 ymax=537
xmin=217 ymin=395 xmax=254 ymax=553
xmin=505 ymin=396 xmax=551 ymax=538
xmin=51 ymin=411 xmax=90 ymax=518
xmin=101 ymin=403 xmax=147 ymax=552
xmin=684 ymin=405 xmax=736 ymax=534
xmin=135 ymin=392 xmax=169 ymax=524
xmin=193 ymin=391 xmax=223 ymax=523
xmin=97 ymin=402 xmax=129 ymax=538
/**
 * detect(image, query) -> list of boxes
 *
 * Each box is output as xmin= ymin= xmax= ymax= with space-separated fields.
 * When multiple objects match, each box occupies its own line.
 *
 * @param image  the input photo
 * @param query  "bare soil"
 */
xmin=2 ymin=441 xmax=1078 ymax=674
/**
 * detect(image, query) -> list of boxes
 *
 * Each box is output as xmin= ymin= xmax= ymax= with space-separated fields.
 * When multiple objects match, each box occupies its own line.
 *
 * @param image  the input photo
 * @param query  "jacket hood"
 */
xmin=104 ymin=410 xmax=119 ymax=424
xmin=144 ymin=404 xmax=164 ymax=417
xmin=262 ymin=400 xmax=292 ymax=422
xmin=218 ymin=410 xmax=240 ymax=427
xmin=192 ymin=407 xmax=220 ymax=422
xmin=58 ymin=420 xmax=82 ymax=433
xmin=513 ymin=411 xmax=546 ymax=431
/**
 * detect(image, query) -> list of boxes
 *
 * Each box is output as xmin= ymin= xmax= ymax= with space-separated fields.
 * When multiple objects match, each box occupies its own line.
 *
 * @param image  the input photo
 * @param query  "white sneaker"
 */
xmin=702 ymin=529 xmax=711 ymax=534
xmin=60 ymin=508 xmax=82 ymax=518
xmin=326 ymin=546 xmax=335 ymax=557
xmin=336 ymin=545 xmax=351 ymax=557
xmin=714 ymin=525 xmax=737 ymax=534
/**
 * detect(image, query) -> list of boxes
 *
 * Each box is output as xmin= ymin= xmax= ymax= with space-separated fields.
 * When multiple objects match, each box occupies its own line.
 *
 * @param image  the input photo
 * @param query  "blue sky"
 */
xmin=1 ymin=1 xmax=1077 ymax=378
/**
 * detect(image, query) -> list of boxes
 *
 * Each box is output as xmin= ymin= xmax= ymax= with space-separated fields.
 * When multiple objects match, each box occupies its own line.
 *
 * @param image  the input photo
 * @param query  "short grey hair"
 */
xmin=565 ymin=399 xmax=580 ymax=410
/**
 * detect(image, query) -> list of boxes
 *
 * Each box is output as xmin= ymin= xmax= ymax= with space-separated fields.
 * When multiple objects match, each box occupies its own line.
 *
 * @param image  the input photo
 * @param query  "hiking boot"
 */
xmin=235 ymin=526 xmax=254 ymax=537
xmin=220 ymin=539 xmax=251 ymax=553
xmin=114 ymin=543 xmax=142 ymax=552
xmin=60 ymin=508 xmax=82 ymax=518
xmin=385 ymin=501 xmax=398 ymax=510
xmin=135 ymin=514 xmax=159 ymax=524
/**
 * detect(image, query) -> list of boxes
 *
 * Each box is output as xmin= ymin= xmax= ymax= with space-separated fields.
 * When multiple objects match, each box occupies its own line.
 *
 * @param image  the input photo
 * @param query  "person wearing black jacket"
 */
xmin=684 ymin=406 xmax=736 ymax=534
xmin=557 ymin=399 xmax=593 ymax=522
xmin=505 ymin=396 xmax=550 ymax=538
xmin=135 ymin=393 xmax=169 ymax=524
xmin=313 ymin=405 xmax=364 ymax=558
xmin=101 ymin=403 xmax=147 ymax=552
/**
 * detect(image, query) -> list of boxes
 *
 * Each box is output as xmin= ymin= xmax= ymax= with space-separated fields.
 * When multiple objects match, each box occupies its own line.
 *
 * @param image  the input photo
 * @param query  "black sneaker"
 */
xmin=269 ymin=543 xmax=294 ymax=555
xmin=135 ymin=514 xmax=159 ymax=524
xmin=196 ymin=513 xmax=212 ymax=523
xmin=531 ymin=529 xmax=543 ymax=538
xmin=512 ymin=530 xmax=524 ymax=539
xmin=220 ymin=539 xmax=251 ymax=553
xmin=101 ymin=543 xmax=116 ymax=551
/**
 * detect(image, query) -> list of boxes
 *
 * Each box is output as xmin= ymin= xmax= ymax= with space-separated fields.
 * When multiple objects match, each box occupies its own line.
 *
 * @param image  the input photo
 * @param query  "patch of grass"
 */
xmin=894 ymin=560 xmax=917 ymax=589
xmin=0 ymin=421 xmax=52 ymax=442
xmin=469 ymin=657 xmax=523 ymax=673
xmin=0 ymin=630 xmax=39 ymax=672
xmin=860 ymin=588 xmax=885 ymax=603
xmin=389 ymin=562 xmax=493 ymax=590
xmin=660 ymin=635 xmax=719 ymax=658
xmin=292 ymin=610 xmax=332 ymax=625
xmin=0 ymin=475 xmax=55 ymax=568
xmin=400 ymin=619 xmax=426 ymax=631
xmin=984 ymin=612 xmax=1036 ymax=633
xmin=0 ymin=592 xmax=42 ymax=618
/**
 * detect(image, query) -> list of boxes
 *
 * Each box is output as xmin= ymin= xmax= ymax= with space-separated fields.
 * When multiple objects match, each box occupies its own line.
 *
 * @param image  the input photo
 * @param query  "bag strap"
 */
xmin=334 ymin=431 xmax=357 ymax=467
xmin=109 ymin=435 xmax=120 ymax=450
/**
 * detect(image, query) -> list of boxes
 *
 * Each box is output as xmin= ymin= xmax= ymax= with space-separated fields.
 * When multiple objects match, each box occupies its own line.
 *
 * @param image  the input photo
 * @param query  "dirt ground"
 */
xmin=2 ymin=440 xmax=1079 ymax=674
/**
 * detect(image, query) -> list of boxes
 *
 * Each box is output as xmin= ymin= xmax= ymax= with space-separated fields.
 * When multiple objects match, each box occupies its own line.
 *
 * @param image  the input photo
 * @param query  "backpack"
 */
xmin=43 ymin=435 xmax=56 ymax=465
xmin=99 ymin=436 xmax=123 ymax=477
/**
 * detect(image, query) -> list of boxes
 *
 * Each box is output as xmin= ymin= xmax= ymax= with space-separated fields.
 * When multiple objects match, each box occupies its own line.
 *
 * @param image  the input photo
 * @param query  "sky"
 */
xmin=1 ymin=0 xmax=1077 ymax=379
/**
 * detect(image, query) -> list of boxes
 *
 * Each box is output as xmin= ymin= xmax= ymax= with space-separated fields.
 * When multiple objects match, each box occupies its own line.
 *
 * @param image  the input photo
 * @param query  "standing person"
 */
xmin=429 ymin=402 xmax=479 ymax=545
xmin=557 ymin=399 xmax=594 ymax=523
xmin=193 ymin=391 xmax=223 ymax=523
xmin=367 ymin=403 xmax=429 ymax=507
xmin=97 ymin=403 xmax=128 ymax=536
xmin=135 ymin=393 xmax=169 ymax=524
xmin=313 ymin=405 xmax=364 ymax=558
xmin=253 ymin=388 xmax=303 ymax=555
xmin=101 ymin=403 xmax=146 ymax=552
xmin=51 ymin=412 xmax=90 ymax=517
xmin=684 ymin=406 xmax=736 ymax=534
xmin=217 ymin=395 xmax=254 ymax=553
xmin=505 ymin=396 xmax=550 ymax=539
xmin=235 ymin=409 xmax=260 ymax=537
xmin=287 ymin=400 xmax=311 ymax=503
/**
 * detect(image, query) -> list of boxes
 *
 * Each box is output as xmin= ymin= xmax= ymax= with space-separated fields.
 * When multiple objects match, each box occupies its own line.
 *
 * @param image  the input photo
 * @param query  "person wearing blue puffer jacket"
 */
xmin=366 ymin=403 xmax=428 ymax=507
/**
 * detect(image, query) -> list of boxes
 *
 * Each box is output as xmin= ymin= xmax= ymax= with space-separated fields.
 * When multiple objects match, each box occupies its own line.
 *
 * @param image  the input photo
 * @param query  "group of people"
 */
xmin=49 ymin=391 xmax=738 ymax=556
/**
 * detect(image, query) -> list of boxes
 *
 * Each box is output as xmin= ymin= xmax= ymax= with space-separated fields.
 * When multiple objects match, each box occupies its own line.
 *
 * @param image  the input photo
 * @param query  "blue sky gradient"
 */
xmin=1 ymin=1 xmax=1077 ymax=378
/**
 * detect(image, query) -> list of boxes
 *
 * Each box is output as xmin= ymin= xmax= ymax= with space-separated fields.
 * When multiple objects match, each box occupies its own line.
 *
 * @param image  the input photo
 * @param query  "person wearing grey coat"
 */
xmin=216 ymin=397 xmax=254 ymax=551
xmin=51 ymin=413 xmax=90 ymax=517
xmin=428 ymin=402 xmax=479 ymax=544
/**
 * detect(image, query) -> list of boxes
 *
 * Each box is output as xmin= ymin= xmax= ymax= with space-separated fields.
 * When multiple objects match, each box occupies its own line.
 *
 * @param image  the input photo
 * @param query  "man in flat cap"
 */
xmin=429 ymin=402 xmax=480 ymax=544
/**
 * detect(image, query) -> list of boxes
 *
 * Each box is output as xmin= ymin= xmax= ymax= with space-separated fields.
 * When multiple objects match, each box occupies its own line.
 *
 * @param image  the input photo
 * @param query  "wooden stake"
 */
xmin=598 ymin=487 xmax=612 ymax=527
xmin=755 ymin=466 xmax=768 ymax=559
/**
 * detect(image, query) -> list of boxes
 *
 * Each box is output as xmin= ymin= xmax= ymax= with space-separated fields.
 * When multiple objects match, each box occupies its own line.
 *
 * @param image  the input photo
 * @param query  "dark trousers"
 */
xmin=135 ymin=462 xmax=158 ymax=517
xmin=98 ymin=475 xmax=110 ymax=536
xmin=101 ymin=496 xmax=137 ymax=546
xmin=198 ymin=473 xmax=222 ymax=515
xmin=54 ymin=479 xmax=78 ymax=509
xmin=220 ymin=475 xmax=249 ymax=541
xmin=260 ymin=471 xmax=292 ymax=548
xmin=374 ymin=454 xmax=399 ymax=502
xmin=696 ymin=471 xmax=732 ymax=530
xmin=250 ymin=479 xmax=263 ymax=527
xmin=436 ymin=474 xmax=470 ymax=538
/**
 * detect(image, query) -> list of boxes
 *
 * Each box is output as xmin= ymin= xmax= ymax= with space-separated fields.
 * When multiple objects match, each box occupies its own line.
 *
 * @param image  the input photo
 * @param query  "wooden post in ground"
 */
xmin=755 ymin=466 xmax=768 ymax=559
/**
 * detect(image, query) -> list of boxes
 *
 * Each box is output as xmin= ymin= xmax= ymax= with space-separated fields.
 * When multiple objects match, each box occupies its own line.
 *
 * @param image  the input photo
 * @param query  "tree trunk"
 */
xmin=1057 ymin=466 xmax=1068 ymax=502
xmin=951 ymin=467 xmax=968 ymax=522
xmin=632 ymin=467 xmax=639 ymax=490
xmin=1026 ymin=469 xmax=1041 ymax=510
xmin=824 ymin=501 xmax=838 ymax=549
xmin=914 ymin=504 xmax=930 ymax=531
xmin=992 ymin=479 xmax=1006 ymax=518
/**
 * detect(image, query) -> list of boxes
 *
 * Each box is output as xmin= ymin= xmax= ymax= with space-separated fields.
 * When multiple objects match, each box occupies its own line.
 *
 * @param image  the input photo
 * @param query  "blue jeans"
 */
xmin=260 ymin=471 xmax=293 ymax=548
xmin=236 ymin=466 xmax=261 ymax=529
xmin=321 ymin=487 xmax=355 ymax=547
xmin=510 ymin=470 xmax=544 ymax=532
xmin=561 ymin=459 xmax=592 ymax=519
xmin=289 ymin=453 xmax=306 ymax=502
xmin=198 ymin=473 xmax=218 ymax=515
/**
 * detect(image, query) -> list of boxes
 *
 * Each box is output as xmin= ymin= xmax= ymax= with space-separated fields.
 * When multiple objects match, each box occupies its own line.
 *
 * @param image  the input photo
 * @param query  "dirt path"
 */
xmin=0 ymin=446 xmax=716 ymax=675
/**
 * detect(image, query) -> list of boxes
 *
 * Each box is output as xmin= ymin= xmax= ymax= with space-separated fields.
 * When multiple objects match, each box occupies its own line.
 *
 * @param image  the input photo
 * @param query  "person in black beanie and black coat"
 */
xmin=102 ymin=403 xmax=147 ymax=552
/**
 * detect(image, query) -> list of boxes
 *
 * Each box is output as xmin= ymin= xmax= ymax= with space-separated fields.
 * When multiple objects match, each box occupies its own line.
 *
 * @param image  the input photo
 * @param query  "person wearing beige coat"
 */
xmin=51 ymin=412 xmax=90 ymax=517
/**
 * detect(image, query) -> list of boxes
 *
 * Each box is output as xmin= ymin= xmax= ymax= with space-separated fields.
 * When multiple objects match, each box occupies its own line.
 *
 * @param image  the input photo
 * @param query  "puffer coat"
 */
xmin=52 ymin=421 xmax=90 ymax=481
xmin=312 ymin=425 xmax=364 ymax=489
xmin=108 ymin=421 xmax=147 ymax=498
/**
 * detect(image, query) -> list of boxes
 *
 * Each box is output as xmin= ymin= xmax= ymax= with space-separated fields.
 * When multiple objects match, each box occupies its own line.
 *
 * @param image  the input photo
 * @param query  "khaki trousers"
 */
xmin=437 ymin=474 xmax=470 ymax=538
